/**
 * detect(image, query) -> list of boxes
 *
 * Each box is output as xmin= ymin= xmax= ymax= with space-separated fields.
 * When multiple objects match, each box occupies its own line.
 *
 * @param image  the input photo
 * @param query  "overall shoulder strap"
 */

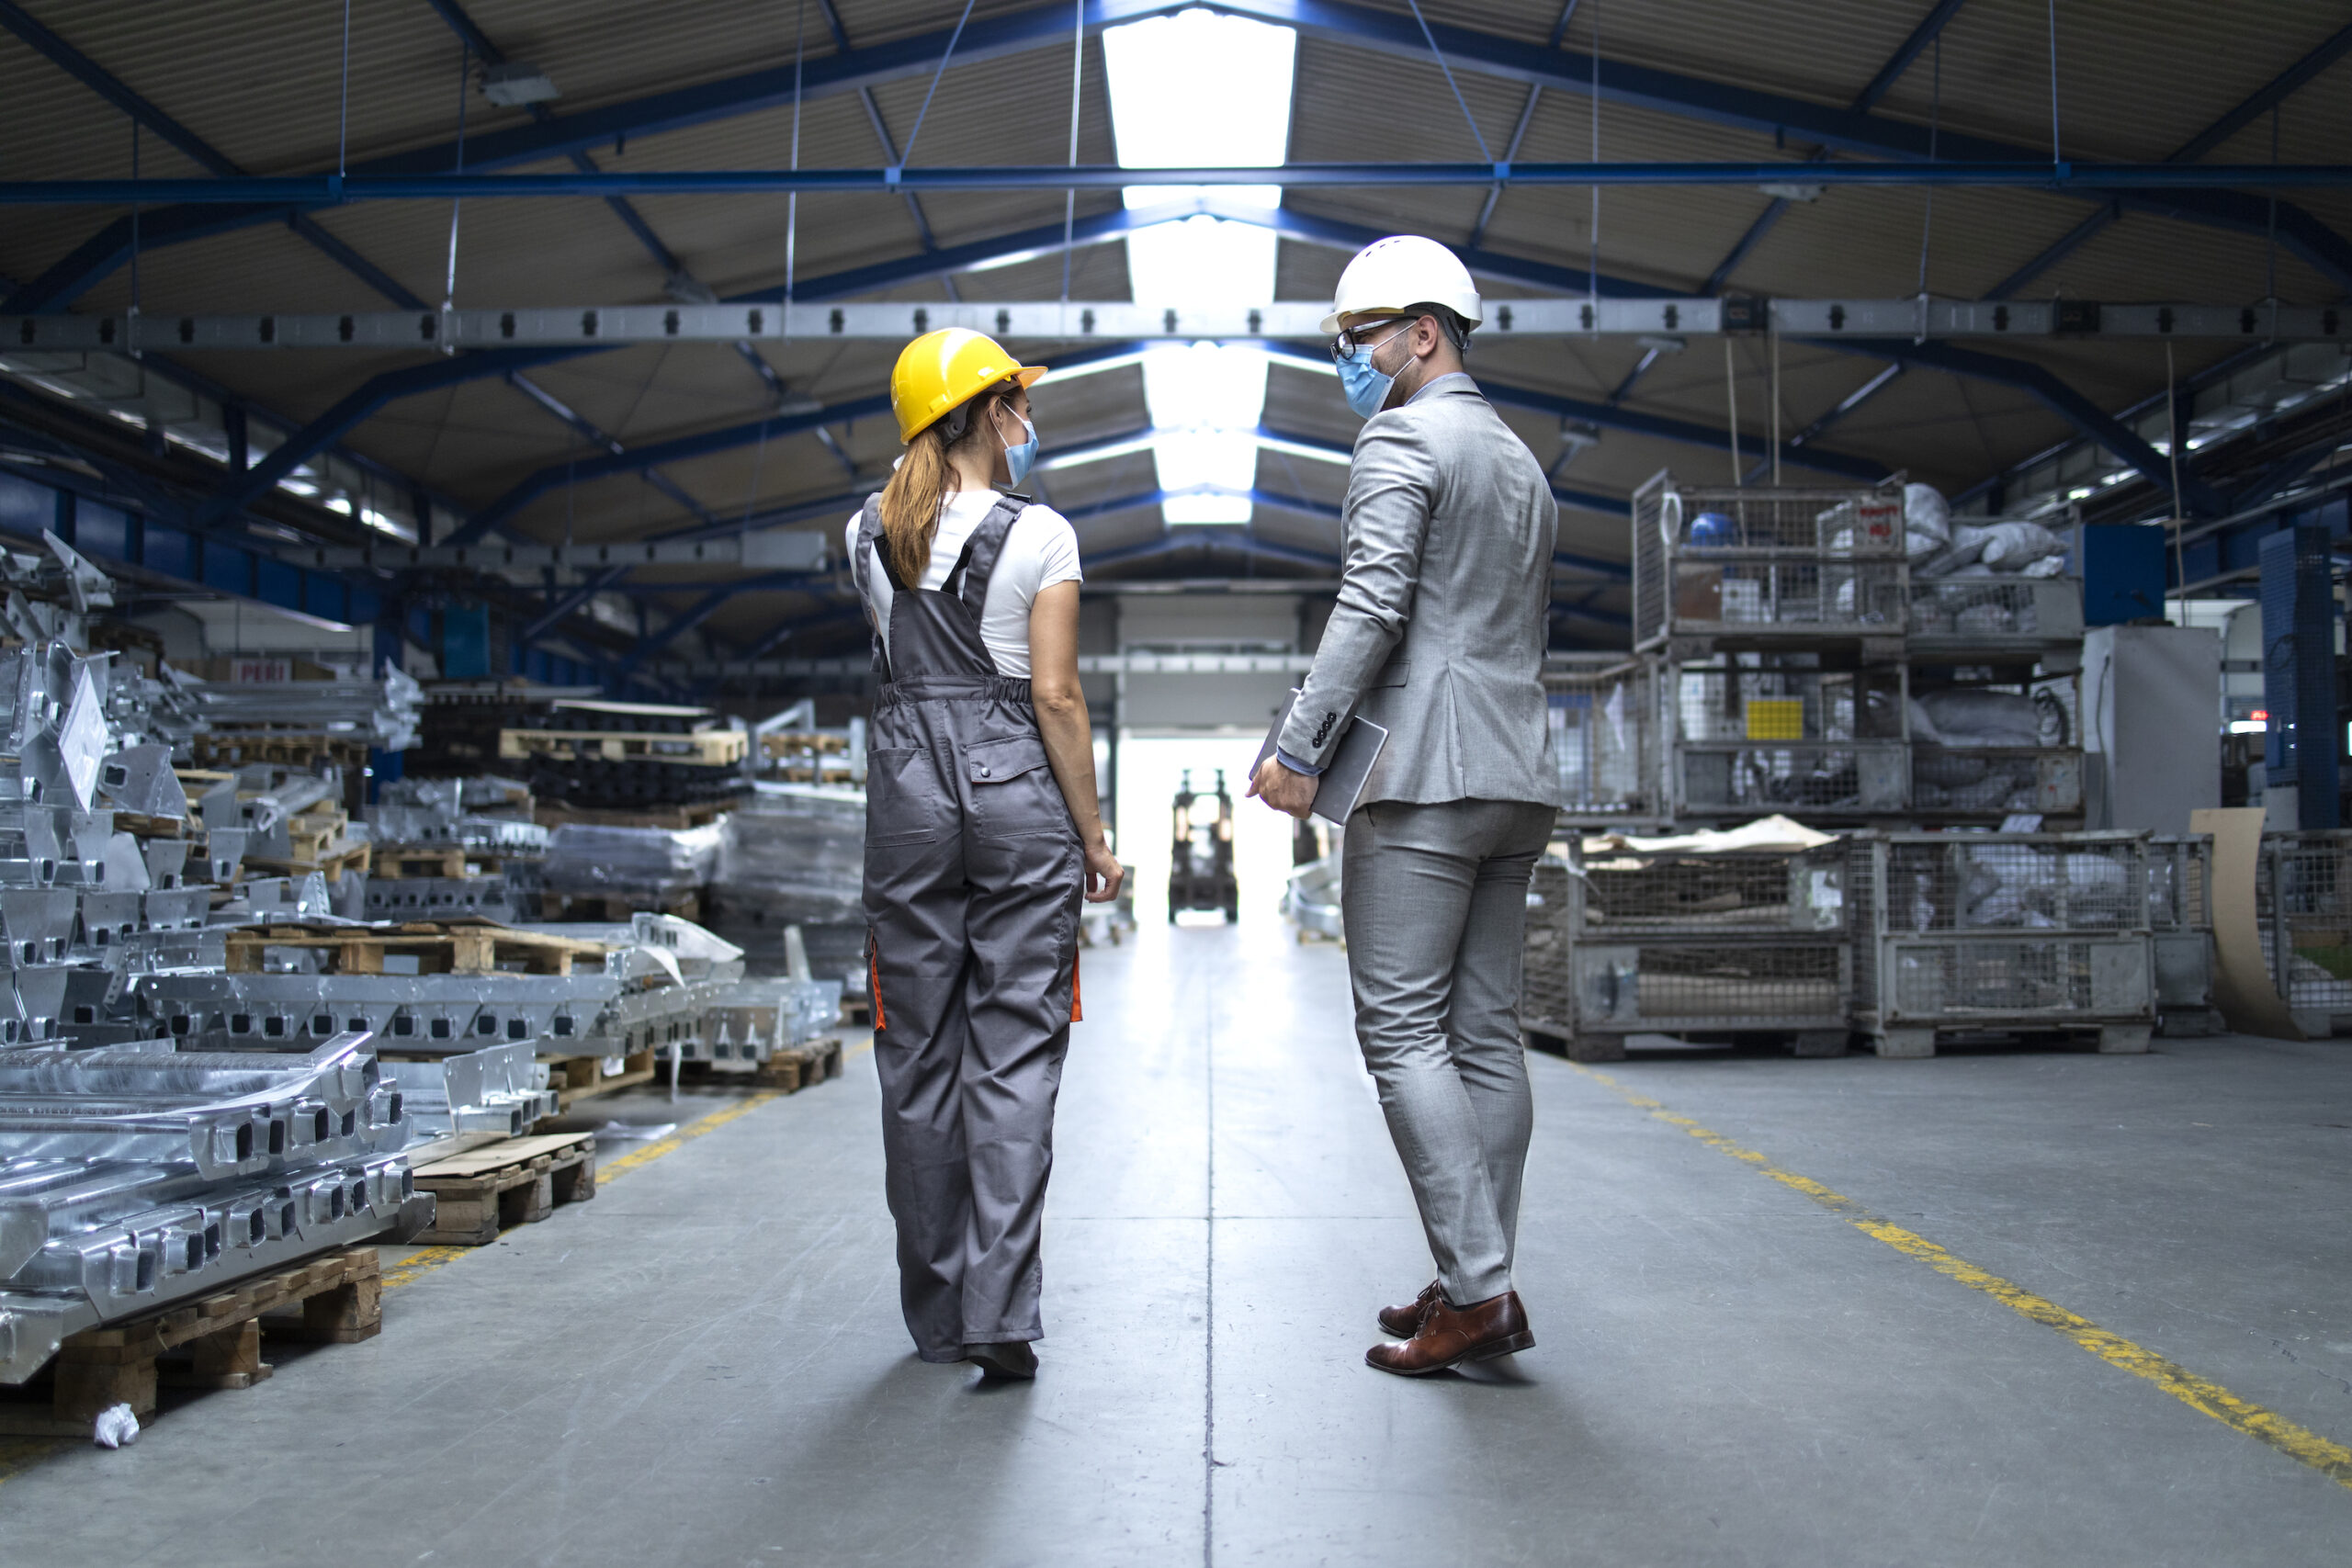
xmin=945 ymin=490 xmax=1033 ymax=622
xmin=856 ymin=494 xmax=910 ymax=593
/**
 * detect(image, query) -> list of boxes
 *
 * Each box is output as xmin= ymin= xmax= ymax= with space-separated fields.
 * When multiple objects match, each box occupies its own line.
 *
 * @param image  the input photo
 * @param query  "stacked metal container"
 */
xmin=1523 ymin=835 xmax=1853 ymax=1061
xmin=2147 ymin=834 xmax=2219 ymax=1035
xmin=2255 ymin=831 xmax=2352 ymax=1036
xmin=1848 ymin=830 xmax=2156 ymax=1056
xmin=1596 ymin=471 xmax=2089 ymax=828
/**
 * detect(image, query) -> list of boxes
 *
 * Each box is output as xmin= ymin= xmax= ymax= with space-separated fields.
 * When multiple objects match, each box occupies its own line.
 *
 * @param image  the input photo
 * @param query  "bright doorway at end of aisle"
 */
xmin=1113 ymin=733 xmax=1298 ymax=927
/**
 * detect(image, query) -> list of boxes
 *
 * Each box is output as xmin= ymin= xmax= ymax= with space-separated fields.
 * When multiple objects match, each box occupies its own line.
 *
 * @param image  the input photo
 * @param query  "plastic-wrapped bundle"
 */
xmin=542 ymin=822 xmax=721 ymax=902
xmin=712 ymin=785 xmax=865 ymax=923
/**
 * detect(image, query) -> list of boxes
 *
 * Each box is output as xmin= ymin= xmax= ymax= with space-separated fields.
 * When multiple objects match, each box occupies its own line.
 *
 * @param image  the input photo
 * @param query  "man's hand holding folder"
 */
xmin=1248 ymin=690 xmax=1388 ymax=826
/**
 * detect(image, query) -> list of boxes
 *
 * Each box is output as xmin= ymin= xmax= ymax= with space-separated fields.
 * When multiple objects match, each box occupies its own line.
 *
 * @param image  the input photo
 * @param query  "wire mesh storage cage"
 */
xmin=1849 ymin=831 xmax=2156 ymax=1056
xmin=1521 ymin=837 xmax=1854 ymax=1059
xmin=1907 ymin=672 xmax=2085 ymax=820
xmin=2146 ymin=835 xmax=2217 ymax=1033
xmin=1666 ymin=657 xmax=1908 ymax=818
xmin=1905 ymin=577 xmax=2085 ymax=660
xmin=1632 ymin=472 xmax=1908 ymax=652
xmin=1547 ymin=660 xmax=1658 ymax=826
xmin=2256 ymin=831 xmax=2352 ymax=1034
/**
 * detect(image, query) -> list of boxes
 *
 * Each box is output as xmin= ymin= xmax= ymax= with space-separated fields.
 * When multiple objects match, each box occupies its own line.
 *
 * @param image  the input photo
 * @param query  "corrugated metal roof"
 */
xmin=3 ymin=0 xmax=2346 ymax=650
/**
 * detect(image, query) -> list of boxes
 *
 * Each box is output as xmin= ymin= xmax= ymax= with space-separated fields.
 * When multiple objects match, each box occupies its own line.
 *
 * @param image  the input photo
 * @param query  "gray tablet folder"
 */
xmin=1254 ymin=692 xmax=1390 ymax=826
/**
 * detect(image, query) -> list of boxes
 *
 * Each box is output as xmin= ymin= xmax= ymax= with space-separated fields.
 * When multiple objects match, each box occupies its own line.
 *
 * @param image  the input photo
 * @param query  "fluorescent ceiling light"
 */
xmin=1103 ymin=6 xmax=1297 ymax=529
xmin=481 ymin=62 xmax=560 ymax=107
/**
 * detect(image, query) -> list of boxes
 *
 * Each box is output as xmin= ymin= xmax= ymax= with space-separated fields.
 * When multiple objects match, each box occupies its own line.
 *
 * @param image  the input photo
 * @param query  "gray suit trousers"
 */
xmin=1342 ymin=797 xmax=1555 ymax=1306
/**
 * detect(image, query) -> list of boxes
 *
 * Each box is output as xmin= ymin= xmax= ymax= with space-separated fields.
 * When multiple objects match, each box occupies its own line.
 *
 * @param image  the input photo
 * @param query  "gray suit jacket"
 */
xmin=1278 ymin=372 xmax=1560 ymax=809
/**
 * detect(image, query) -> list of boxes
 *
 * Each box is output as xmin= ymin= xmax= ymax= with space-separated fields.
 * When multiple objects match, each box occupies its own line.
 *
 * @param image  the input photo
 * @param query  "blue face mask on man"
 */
xmin=1334 ymin=321 xmax=1413 ymax=420
xmin=1001 ymin=408 xmax=1040 ymax=486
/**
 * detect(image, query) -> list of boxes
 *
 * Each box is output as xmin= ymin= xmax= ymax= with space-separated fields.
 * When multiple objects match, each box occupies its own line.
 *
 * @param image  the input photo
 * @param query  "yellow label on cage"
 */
xmin=1747 ymin=699 xmax=1805 ymax=740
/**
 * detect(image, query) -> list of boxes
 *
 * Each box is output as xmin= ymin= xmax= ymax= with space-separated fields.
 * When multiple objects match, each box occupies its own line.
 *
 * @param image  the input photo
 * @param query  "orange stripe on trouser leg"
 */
xmin=1070 ymin=953 xmax=1081 ymax=1023
xmin=867 ymin=937 xmax=887 ymax=1031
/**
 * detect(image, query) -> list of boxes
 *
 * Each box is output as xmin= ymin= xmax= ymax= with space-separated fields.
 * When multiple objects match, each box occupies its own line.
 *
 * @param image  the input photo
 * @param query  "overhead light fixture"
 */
xmin=1759 ymin=182 xmax=1823 ymax=202
xmin=663 ymin=273 xmax=718 ymax=305
xmin=1636 ymin=333 xmax=1687 ymax=355
xmin=1557 ymin=420 xmax=1602 ymax=452
xmin=481 ymin=62 xmax=560 ymax=107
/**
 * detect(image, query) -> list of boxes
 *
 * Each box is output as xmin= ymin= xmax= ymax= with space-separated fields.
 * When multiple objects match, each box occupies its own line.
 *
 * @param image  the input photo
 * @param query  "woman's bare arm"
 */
xmin=1027 ymin=580 xmax=1125 ymax=903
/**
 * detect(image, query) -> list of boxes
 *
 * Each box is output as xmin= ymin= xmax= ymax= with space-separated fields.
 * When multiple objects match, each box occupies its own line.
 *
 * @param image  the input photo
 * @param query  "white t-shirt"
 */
xmin=845 ymin=492 xmax=1082 ymax=678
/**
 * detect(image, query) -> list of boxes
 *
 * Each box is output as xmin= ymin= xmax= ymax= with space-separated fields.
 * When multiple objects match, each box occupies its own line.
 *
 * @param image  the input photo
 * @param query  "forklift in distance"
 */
xmin=1168 ymin=769 xmax=1239 ymax=923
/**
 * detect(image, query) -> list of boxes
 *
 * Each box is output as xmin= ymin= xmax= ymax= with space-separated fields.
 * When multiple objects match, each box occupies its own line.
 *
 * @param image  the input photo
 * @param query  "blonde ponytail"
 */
xmin=876 ymin=383 xmax=1012 ymax=586
xmin=878 ymin=423 xmax=952 ymax=585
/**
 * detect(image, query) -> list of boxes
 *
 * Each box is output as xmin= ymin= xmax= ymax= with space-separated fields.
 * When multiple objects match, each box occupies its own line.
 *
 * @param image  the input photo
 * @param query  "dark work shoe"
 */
xmin=1365 ymin=1291 xmax=1533 ymax=1377
xmin=963 ymin=1341 xmax=1038 ymax=1380
xmin=1377 ymin=1280 xmax=1442 ymax=1338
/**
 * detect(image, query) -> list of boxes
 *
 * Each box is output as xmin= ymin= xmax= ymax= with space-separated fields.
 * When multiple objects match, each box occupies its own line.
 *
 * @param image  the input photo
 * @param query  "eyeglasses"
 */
xmin=1329 ymin=317 xmax=1415 ymax=363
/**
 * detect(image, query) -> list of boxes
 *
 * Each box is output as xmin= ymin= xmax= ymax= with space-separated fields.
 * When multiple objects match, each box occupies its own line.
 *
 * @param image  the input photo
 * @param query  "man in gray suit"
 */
xmin=1249 ymin=235 xmax=1559 ymax=1377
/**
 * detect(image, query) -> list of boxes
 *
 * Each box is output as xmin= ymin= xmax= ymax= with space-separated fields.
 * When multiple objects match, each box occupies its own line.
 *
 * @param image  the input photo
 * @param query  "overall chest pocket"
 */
xmin=865 ymin=747 xmax=943 ymax=846
xmin=965 ymin=734 xmax=1071 ymax=840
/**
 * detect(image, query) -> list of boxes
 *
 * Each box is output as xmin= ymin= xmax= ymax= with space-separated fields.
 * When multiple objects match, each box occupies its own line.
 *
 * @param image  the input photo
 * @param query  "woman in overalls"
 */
xmin=848 ymin=329 xmax=1124 ymax=1381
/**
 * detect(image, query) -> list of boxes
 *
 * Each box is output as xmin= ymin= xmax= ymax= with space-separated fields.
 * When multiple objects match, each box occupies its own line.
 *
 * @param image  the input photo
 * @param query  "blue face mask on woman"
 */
xmin=1001 ymin=409 xmax=1039 ymax=487
xmin=1335 ymin=321 xmax=1412 ymax=420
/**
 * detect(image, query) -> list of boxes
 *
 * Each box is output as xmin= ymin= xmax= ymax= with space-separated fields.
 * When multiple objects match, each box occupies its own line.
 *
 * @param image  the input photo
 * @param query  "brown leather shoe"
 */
xmin=1377 ymin=1280 xmax=1442 ymax=1338
xmin=1365 ymin=1291 xmax=1533 ymax=1376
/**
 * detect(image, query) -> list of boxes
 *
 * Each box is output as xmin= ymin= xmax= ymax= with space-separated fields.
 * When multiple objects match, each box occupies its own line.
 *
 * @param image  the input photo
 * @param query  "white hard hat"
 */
xmin=1319 ymin=234 xmax=1483 ymax=336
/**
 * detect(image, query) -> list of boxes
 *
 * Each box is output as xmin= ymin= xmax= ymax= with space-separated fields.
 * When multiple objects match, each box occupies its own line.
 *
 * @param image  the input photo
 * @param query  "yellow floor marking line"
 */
xmin=382 ymin=1090 xmax=786 ymax=1293
xmin=598 ymin=1089 xmax=781 ymax=1183
xmin=1573 ymin=1065 xmax=2352 ymax=1493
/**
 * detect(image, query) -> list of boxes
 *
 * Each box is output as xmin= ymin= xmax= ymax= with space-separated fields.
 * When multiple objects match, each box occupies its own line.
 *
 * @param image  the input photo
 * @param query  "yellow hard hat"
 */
xmin=889 ymin=328 xmax=1046 ymax=444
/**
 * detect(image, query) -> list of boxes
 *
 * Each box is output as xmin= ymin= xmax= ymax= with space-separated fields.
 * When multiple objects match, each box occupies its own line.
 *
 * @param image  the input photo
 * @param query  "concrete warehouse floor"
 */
xmin=4 ymin=925 xmax=2350 ymax=1565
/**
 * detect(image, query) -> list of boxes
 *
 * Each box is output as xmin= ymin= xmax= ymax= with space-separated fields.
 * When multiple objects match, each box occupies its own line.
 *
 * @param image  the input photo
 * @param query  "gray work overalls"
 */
xmin=854 ymin=491 xmax=1083 ymax=1360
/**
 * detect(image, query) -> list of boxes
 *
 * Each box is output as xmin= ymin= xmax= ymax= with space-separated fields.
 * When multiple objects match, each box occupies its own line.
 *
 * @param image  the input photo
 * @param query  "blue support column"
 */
xmin=2259 ymin=525 xmax=2340 ymax=829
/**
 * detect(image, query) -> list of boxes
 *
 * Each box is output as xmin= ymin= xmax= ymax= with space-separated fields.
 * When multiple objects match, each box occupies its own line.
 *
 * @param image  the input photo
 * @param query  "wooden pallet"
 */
xmin=499 ymin=728 xmax=748 ymax=766
xmin=226 ymin=919 xmax=606 ymax=976
xmin=531 ymin=799 xmax=736 ymax=831
xmin=684 ymin=1036 xmax=845 ymax=1093
xmin=410 ymin=1133 xmax=597 ymax=1245
xmin=540 ymin=890 xmax=702 ymax=924
xmin=372 ymin=846 xmax=539 ymax=880
xmin=243 ymin=840 xmax=373 ymax=885
xmin=547 ymin=1046 xmax=659 ymax=1109
xmin=787 ymin=1037 xmax=845 ymax=1084
xmin=0 ymin=1248 xmax=381 ymax=1436
xmin=759 ymin=730 xmax=852 ymax=760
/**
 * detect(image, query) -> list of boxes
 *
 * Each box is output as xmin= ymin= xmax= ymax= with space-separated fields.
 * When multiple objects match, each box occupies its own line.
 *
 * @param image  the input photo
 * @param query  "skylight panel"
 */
xmin=1102 ymin=11 xmax=1294 ymax=177
xmin=1102 ymin=7 xmax=1297 ymax=529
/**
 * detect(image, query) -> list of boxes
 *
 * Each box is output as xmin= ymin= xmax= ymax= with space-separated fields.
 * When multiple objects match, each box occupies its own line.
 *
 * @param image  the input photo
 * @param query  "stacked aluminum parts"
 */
xmin=695 ymin=977 xmax=845 ymax=1071
xmin=362 ymin=874 xmax=522 ymax=924
xmin=0 ymin=532 xmax=114 ymax=653
xmin=369 ymin=776 xmax=546 ymax=853
xmin=367 ymin=775 xmax=547 ymax=919
xmin=385 ymin=1041 xmax=557 ymax=1137
xmin=0 ymin=1032 xmax=427 ymax=1383
xmin=165 ymin=661 xmax=424 ymax=750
